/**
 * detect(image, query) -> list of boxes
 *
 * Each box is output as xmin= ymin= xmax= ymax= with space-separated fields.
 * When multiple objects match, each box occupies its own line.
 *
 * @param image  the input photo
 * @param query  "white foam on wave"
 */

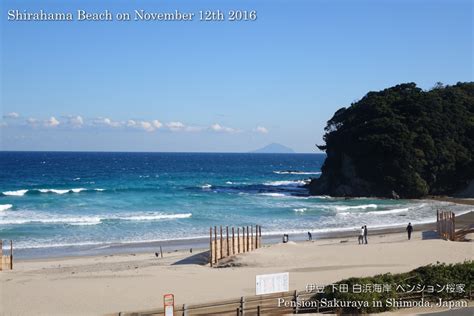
xmin=263 ymin=180 xmax=308 ymax=187
xmin=334 ymin=204 xmax=378 ymax=211
xmin=123 ymin=213 xmax=192 ymax=221
xmin=38 ymin=188 xmax=87 ymax=194
xmin=0 ymin=216 xmax=102 ymax=226
xmin=259 ymin=193 xmax=287 ymax=197
xmin=293 ymin=208 xmax=307 ymax=213
xmin=0 ymin=212 xmax=193 ymax=226
xmin=201 ymin=184 xmax=212 ymax=189
xmin=0 ymin=204 xmax=13 ymax=212
xmin=225 ymin=181 xmax=233 ymax=184
xmin=273 ymin=171 xmax=321 ymax=175
xmin=366 ymin=207 xmax=410 ymax=215
xmin=2 ymin=189 xmax=28 ymax=196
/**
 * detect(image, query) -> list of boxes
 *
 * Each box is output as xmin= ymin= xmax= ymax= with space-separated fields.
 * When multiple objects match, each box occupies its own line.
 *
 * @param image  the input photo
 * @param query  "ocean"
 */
xmin=0 ymin=151 xmax=471 ymax=258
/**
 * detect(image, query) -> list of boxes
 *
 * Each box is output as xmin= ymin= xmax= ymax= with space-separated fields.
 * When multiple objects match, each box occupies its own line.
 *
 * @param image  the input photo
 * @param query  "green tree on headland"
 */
xmin=309 ymin=82 xmax=474 ymax=198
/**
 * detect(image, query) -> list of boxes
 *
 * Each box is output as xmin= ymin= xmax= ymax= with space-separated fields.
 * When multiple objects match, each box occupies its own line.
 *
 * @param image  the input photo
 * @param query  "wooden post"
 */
xmin=436 ymin=210 xmax=439 ymax=234
xmin=214 ymin=226 xmax=217 ymax=263
xmin=232 ymin=227 xmax=235 ymax=255
xmin=10 ymin=240 xmax=13 ymax=270
xmin=183 ymin=304 xmax=188 ymax=316
xmin=246 ymin=226 xmax=249 ymax=252
xmin=240 ymin=296 xmax=245 ymax=316
xmin=259 ymin=225 xmax=262 ymax=248
xmin=220 ymin=226 xmax=223 ymax=260
xmin=209 ymin=227 xmax=213 ymax=266
xmin=452 ymin=213 xmax=456 ymax=241
xmin=226 ymin=226 xmax=230 ymax=257
xmin=242 ymin=226 xmax=246 ymax=253
xmin=0 ymin=240 xmax=2 ymax=271
xmin=257 ymin=305 xmax=261 ymax=316
xmin=160 ymin=245 xmax=163 ymax=258
xmin=255 ymin=225 xmax=258 ymax=249
xmin=251 ymin=226 xmax=254 ymax=251
xmin=237 ymin=228 xmax=240 ymax=254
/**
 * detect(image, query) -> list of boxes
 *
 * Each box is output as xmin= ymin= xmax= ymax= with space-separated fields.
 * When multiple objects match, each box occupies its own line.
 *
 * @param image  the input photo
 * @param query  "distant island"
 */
xmin=309 ymin=82 xmax=474 ymax=199
xmin=251 ymin=143 xmax=295 ymax=154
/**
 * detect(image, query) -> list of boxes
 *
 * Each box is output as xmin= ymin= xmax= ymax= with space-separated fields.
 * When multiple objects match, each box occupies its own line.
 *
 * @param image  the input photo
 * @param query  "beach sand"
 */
xmin=1 ymin=213 xmax=473 ymax=316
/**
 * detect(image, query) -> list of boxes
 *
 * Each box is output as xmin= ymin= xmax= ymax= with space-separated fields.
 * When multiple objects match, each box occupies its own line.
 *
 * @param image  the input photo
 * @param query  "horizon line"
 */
xmin=0 ymin=149 xmax=325 ymax=155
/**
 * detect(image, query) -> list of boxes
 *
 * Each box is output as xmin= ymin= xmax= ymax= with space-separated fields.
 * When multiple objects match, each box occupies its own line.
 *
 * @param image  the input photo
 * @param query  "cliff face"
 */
xmin=308 ymin=153 xmax=399 ymax=198
xmin=309 ymin=82 xmax=474 ymax=199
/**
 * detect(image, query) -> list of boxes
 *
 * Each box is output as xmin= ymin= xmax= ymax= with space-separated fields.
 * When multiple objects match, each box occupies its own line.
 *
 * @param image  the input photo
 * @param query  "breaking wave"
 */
xmin=273 ymin=171 xmax=321 ymax=175
xmin=259 ymin=193 xmax=287 ymax=197
xmin=0 ymin=204 xmax=13 ymax=212
xmin=2 ymin=189 xmax=28 ymax=196
xmin=0 ymin=212 xmax=192 ymax=226
xmin=334 ymin=204 xmax=378 ymax=211
xmin=1 ymin=188 xmax=105 ymax=196
xmin=263 ymin=180 xmax=309 ymax=187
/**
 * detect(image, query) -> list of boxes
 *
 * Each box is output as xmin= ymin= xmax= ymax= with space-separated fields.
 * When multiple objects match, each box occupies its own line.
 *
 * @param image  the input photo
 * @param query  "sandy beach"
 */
xmin=1 ymin=212 xmax=473 ymax=316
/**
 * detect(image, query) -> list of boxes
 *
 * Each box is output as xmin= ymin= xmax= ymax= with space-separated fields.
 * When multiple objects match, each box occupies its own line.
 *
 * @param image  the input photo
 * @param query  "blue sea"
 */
xmin=0 ymin=152 xmax=471 ymax=258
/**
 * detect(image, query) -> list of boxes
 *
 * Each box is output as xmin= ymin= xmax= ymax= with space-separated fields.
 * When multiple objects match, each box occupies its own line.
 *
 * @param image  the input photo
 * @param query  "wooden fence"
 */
xmin=116 ymin=288 xmax=473 ymax=316
xmin=117 ymin=290 xmax=319 ymax=316
xmin=0 ymin=240 xmax=13 ymax=271
xmin=437 ymin=210 xmax=455 ymax=241
xmin=210 ymin=225 xmax=262 ymax=267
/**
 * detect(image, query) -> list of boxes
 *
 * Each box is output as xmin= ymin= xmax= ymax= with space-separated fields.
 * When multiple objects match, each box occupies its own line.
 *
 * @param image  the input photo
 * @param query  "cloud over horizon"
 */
xmin=1 ymin=114 xmax=269 ymax=136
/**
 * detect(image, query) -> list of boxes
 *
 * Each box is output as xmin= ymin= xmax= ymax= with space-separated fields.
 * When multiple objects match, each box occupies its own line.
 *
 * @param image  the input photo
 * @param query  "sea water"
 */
xmin=0 ymin=152 xmax=470 ymax=258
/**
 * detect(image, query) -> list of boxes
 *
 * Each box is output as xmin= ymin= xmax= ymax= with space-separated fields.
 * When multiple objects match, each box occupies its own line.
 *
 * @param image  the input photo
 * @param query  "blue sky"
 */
xmin=1 ymin=0 xmax=472 ymax=152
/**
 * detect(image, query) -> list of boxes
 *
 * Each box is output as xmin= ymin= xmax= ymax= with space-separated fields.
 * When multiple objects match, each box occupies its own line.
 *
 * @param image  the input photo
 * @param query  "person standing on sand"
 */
xmin=308 ymin=231 xmax=312 ymax=241
xmin=364 ymin=225 xmax=368 ymax=244
xmin=406 ymin=222 xmax=413 ymax=240
xmin=358 ymin=226 xmax=364 ymax=244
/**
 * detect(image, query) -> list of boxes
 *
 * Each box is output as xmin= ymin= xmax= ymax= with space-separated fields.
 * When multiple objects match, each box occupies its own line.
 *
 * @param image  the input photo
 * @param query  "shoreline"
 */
xmin=14 ymin=210 xmax=474 ymax=261
xmin=13 ymin=202 xmax=474 ymax=261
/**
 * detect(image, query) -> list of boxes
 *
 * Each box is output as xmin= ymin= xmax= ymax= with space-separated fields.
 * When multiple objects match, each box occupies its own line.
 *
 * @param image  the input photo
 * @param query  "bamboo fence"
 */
xmin=210 ymin=225 xmax=262 ymax=266
xmin=436 ymin=210 xmax=455 ymax=241
xmin=0 ymin=240 xmax=13 ymax=271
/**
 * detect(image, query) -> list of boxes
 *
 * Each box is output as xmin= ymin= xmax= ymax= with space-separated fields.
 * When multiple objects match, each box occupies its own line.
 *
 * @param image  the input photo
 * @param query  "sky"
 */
xmin=1 ymin=0 xmax=472 ymax=153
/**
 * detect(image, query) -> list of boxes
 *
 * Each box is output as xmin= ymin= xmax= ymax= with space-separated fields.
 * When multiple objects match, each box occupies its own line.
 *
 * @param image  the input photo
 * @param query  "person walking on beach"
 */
xmin=364 ymin=225 xmax=368 ymax=244
xmin=308 ymin=231 xmax=312 ymax=241
xmin=358 ymin=226 xmax=364 ymax=244
xmin=406 ymin=222 xmax=413 ymax=240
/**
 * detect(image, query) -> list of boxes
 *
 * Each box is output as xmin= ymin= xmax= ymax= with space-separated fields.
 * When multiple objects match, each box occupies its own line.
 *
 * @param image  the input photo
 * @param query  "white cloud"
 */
xmin=3 ymin=112 xmax=19 ymax=119
xmin=210 ymin=123 xmax=238 ymax=133
xmin=95 ymin=117 xmax=121 ymax=128
xmin=139 ymin=121 xmax=154 ymax=132
xmin=166 ymin=121 xmax=186 ymax=131
xmin=125 ymin=120 xmax=162 ymax=132
xmin=184 ymin=126 xmax=203 ymax=132
xmin=68 ymin=115 xmax=84 ymax=128
xmin=152 ymin=120 xmax=162 ymax=129
xmin=26 ymin=118 xmax=39 ymax=126
xmin=0 ymin=121 xmax=7 ymax=127
xmin=45 ymin=116 xmax=60 ymax=127
xmin=254 ymin=126 xmax=269 ymax=134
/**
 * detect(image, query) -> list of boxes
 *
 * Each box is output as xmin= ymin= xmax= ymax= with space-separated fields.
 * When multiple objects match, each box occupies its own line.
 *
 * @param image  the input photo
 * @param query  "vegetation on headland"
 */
xmin=309 ymin=82 xmax=474 ymax=198
xmin=309 ymin=261 xmax=473 ymax=314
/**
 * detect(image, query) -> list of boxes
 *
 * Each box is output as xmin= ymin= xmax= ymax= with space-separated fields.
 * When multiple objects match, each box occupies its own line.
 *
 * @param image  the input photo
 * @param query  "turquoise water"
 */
xmin=0 ymin=152 xmax=471 ymax=257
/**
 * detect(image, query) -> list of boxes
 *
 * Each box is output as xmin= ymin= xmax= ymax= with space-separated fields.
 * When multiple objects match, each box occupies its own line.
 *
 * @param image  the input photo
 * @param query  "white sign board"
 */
xmin=256 ymin=272 xmax=289 ymax=295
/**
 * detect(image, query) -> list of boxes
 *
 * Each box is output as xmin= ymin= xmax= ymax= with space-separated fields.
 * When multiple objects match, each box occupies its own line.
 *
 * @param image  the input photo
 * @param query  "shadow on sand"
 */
xmin=172 ymin=250 xmax=210 ymax=266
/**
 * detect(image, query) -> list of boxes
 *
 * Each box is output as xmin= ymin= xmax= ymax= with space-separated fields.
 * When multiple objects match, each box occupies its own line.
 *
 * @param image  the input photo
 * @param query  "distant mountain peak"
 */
xmin=251 ymin=143 xmax=295 ymax=154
